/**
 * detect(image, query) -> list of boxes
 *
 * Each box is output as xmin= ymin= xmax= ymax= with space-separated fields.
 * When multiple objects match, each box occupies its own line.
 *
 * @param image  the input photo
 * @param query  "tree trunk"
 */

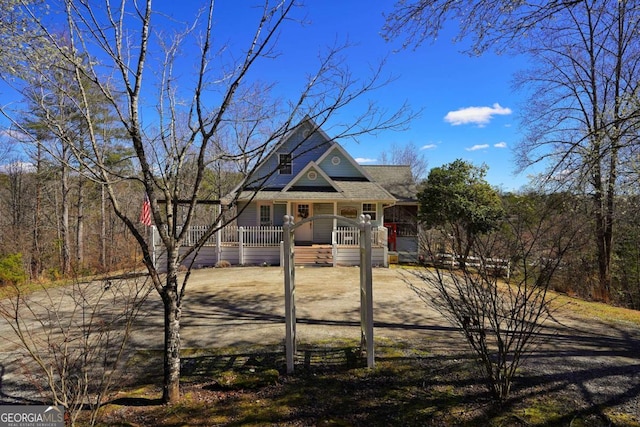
xmin=76 ymin=175 xmax=85 ymax=269
xmin=162 ymin=266 xmax=182 ymax=404
xmin=595 ymin=216 xmax=612 ymax=299
xmin=593 ymin=190 xmax=613 ymax=300
xmin=61 ymin=152 xmax=71 ymax=275
xmin=100 ymin=185 xmax=107 ymax=271
xmin=30 ymin=147 xmax=43 ymax=279
xmin=30 ymin=183 xmax=42 ymax=279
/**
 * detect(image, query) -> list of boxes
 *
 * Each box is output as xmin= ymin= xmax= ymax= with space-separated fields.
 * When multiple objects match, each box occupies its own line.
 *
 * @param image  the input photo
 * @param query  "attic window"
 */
xmin=278 ymin=153 xmax=292 ymax=175
xmin=307 ymin=170 xmax=317 ymax=180
xmin=331 ymin=156 xmax=341 ymax=165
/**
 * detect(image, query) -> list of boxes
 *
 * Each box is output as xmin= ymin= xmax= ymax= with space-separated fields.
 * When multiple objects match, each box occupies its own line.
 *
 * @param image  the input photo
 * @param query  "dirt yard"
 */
xmin=128 ymin=266 xmax=457 ymax=351
xmin=1 ymin=266 xmax=639 ymax=423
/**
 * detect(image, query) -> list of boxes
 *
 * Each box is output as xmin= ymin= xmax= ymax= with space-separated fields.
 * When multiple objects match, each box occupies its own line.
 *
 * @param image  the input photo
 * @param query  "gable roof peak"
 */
xmin=282 ymin=161 xmax=340 ymax=192
xmin=316 ymin=143 xmax=374 ymax=182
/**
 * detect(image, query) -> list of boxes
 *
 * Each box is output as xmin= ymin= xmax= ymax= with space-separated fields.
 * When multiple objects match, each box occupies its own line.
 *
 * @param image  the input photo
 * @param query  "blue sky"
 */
xmin=276 ymin=1 xmax=534 ymax=191
xmin=207 ymin=1 xmax=536 ymax=190
xmin=1 ymin=1 xmax=537 ymax=190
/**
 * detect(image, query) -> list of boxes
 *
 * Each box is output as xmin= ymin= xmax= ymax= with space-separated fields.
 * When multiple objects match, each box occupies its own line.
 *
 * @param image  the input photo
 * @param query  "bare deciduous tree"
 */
xmin=1 ymin=1 xmax=413 ymax=404
xmin=0 ymin=277 xmax=152 ymax=426
xmin=410 ymin=192 xmax=581 ymax=400
xmin=384 ymin=0 xmax=640 ymax=300
xmin=379 ymin=141 xmax=428 ymax=182
xmin=513 ymin=1 xmax=640 ymax=299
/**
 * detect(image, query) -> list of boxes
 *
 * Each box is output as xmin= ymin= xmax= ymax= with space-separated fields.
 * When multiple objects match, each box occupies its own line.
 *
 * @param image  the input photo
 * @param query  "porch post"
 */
xmin=239 ymin=226 xmax=244 ymax=265
xmin=331 ymin=229 xmax=337 ymax=267
xmin=382 ymin=226 xmax=389 ymax=268
xmin=216 ymin=220 xmax=222 ymax=264
xmin=283 ymin=215 xmax=296 ymax=373
xmin=359 ymin=214 xmax=375 ymax=368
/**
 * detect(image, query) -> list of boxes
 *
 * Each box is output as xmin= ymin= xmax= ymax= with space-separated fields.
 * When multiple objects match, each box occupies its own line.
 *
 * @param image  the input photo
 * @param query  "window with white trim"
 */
xmin=362 ymin=203 xmax=377 ymax=221
xmin=259 ymin=204 xmax=272 ymax=226
xmin=278 ymin=153 xmax=292 ymax=175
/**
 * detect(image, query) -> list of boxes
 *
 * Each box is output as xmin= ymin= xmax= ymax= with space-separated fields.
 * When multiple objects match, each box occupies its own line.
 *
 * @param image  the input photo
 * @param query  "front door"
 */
xmin=294 ymin=203 xmax=313 ymax=243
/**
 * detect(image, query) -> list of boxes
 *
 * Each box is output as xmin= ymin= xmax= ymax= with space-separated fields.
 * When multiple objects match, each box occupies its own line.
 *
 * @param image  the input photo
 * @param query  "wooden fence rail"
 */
xmin=427 ymin=253 xmax=511 ymax=278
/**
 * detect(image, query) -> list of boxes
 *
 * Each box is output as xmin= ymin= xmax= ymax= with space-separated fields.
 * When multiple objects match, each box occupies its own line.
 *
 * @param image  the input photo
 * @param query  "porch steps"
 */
xmin=294 ymin=245 xmax=333 ymax=266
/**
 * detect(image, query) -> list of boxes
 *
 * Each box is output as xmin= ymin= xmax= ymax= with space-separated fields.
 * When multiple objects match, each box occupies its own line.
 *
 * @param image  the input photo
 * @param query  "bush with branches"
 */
xmin=409 ymin=192 xmax=581 ymax=400
xmin=0 ymin=275 xmax=152 ymax=426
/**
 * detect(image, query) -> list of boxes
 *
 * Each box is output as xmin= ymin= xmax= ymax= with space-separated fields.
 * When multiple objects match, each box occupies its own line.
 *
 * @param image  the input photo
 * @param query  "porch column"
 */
xmin=332 ymin=202 xmax=338 ymax=267
xmin=333 ymin=202 xmax=337 ymax=230
xmin=216 ymin=219 xmax=222 ymax=264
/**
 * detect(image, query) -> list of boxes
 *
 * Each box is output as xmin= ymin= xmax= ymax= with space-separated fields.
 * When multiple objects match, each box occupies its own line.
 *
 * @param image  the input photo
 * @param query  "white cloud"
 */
xmin=444 ymin=103 xmax=512 ymax=126
xmin=494 ymin=142 xmax=507 ymax=148
xmin=466 ymin=144 xmax=489 ymax=151
xmin=355 ymin=157 xmax=377 ymax=164
xmin=420 ymin=144 xmax=437 ymax=150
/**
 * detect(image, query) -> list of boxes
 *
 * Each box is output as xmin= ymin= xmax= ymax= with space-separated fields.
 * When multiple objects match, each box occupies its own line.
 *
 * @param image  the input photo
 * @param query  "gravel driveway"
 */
xmin=1 ymin=266 xmax=639 ymax=420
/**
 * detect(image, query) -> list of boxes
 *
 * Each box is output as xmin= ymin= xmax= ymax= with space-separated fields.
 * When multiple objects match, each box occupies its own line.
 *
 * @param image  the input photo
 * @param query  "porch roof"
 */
xmin=235 ymin=179 xmax=396 ymax=203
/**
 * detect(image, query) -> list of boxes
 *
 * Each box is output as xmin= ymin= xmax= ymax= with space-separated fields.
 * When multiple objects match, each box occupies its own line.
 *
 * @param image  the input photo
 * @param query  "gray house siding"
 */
xmin=237 ymin=202 xmax=257 ymax=227
xmin=241 ymin=247 xmax=281 ymax=265
xmin=294 ymin=166 xmax=332 ymax=187
xmin=273 ymin=203 xmax=287 ymax=226
xmin=317 ymin=149 xmax=364 ymax=178
xmin=156 ymin=245 xmax=386 ymax=270
xmin=250 ymin=128 xmax=331 ymax=188
xmin=335 ymin=247 xmax=387 ymax=267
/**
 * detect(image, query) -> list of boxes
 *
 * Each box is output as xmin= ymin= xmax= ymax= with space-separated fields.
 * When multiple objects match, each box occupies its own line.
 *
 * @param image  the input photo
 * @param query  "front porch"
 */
xmin=153 ymin=224 xmax=389 ymax=268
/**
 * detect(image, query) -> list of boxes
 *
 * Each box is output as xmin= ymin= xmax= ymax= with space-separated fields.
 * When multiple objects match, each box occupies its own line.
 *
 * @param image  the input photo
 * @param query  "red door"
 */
xmin=385 ymin=223 xmax=397 ymax=251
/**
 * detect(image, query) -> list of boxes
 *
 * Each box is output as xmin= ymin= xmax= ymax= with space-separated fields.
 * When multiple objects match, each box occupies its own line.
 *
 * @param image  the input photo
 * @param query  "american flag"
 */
xmin=139 ymin=194 xmax=152 ymax=226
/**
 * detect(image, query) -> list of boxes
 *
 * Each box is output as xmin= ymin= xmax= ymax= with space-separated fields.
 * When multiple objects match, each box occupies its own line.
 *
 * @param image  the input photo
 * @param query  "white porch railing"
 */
xmin=238 ymin=226 xmax=283 ymax=247
xmin=153 ymin=224 xmax=389 ymax=268
xmin=180 ymin=225 xmax=282 ymax=247
xmin=333 ymin=226 xmax=387 ymax=247
xmin=178 ymin=225 xmax=386 ymax=248
xmin=182 ymin=225 xmax=217 ymax=246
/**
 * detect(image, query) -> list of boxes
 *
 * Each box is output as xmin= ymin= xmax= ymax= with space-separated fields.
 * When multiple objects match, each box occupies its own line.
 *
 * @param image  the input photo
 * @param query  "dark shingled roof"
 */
xmin=235 ymin=179 xmax=396 ymax=202
xmin=362 ymin=165 xmax=418 ymax=203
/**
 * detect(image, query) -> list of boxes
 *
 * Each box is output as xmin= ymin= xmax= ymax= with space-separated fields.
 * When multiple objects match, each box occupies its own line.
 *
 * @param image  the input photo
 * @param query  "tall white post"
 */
xmin=359 ymin=214 xmax=375 ymax=368
xmin=283 ymin=215 xmax=296 ymax=373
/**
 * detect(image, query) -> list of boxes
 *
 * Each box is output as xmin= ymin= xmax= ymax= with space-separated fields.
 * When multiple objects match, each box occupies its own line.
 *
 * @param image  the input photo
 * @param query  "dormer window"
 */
xmin=278 ymin=153 xmax=292 ymax=175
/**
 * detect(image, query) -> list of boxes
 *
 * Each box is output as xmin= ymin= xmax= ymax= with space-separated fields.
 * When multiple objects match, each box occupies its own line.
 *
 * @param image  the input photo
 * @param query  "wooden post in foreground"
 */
xmin=283 ymin=215 xmax=296 ymax=373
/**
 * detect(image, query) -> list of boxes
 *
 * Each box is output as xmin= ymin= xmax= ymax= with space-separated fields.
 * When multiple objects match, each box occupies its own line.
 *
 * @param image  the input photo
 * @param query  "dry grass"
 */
xmin=92 ymin=337 xmax=640 ymax=427
xmin=549 ymin=292 xmax=640 ymax=326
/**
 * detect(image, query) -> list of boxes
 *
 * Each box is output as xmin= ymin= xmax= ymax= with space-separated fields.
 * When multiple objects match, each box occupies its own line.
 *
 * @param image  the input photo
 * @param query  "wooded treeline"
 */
xmin=0 ymin=159 xmax=142 ymax=277
xmin=503 ymin=192 xmax=640 ymax=310
xmin=0 ymin=158 xmax=238 ymax=279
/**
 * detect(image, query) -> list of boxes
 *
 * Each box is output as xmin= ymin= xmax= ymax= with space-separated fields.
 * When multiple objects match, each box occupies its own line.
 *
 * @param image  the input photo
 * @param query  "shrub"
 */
xmin=215 ymin=260 xmax=231 ymax=268
xmin=0 ymin=253 xmax=27 ymax=286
